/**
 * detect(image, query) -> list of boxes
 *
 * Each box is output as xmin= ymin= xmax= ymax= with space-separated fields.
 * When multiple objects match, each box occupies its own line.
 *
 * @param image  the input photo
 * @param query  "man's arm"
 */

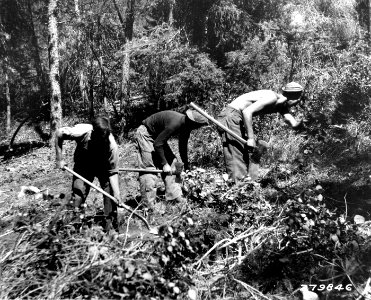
xmin=242 ymin=96 xmax=278 ymax=147
xmin=107 ymin=136 xmax=121 ymax=202
xmin=280 ymin=110 xmax=302 ymax=129
xmin=154 ymin=125 xmax=180 ymax=172
xmin=55 ymin=128 xmax=69 ymax=168
xmin=109 ymin=173 xmax=121 ymax=201
xmin=55 ymin=124 xmax=91 ymax=168
xmin=179 ymin=130 xmax=191 ymax=170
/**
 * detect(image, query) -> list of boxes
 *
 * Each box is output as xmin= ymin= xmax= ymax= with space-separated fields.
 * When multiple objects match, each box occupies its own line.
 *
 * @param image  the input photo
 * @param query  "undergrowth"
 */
xmin=1 ymin=166 xmax=370 ymax=300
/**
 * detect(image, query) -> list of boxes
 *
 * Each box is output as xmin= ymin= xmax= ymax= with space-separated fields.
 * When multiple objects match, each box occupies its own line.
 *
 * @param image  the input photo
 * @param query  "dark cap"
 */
xmin=185 ymin=109 xmax=209 ymax=125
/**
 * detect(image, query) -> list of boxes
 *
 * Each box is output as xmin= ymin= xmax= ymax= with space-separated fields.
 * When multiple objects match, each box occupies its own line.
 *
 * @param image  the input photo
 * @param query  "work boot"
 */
xmin=164 ymin=174 xmax=183 ymax=201
xmin=139 ymin=173 xmax=158 ymax=209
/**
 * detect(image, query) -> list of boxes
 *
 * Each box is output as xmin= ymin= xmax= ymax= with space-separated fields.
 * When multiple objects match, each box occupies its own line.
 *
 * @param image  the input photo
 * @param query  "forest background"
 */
xmin=0 ymin=0 xmax=371 ymax=299
xmin=1 ymin=0 xmax=371 ymax=142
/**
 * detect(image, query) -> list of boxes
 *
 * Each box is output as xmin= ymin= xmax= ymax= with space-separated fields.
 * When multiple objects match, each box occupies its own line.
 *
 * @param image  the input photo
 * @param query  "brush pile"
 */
xmin=0 ymin=168 xmax=370 ymax=299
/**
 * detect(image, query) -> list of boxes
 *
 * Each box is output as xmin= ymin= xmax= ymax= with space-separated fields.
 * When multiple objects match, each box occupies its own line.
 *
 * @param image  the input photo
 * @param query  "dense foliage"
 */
xmin=1 ymin=0 xmax=371 ymax=137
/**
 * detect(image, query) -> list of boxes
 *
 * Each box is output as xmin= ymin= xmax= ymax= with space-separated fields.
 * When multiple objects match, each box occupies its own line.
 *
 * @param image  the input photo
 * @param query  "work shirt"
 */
xmin=61 ymin=124 xmax=119 ymax=175
xmin=142 ymin=111 xmax=190 ymax=166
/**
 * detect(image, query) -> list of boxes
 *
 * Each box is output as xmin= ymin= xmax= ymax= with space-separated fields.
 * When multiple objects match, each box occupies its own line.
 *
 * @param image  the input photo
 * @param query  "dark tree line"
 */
xmin=0 ymin=0 xmax=371 ymax=144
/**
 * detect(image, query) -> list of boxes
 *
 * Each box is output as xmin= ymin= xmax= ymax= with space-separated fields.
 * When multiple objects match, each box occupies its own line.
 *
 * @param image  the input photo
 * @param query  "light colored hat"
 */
xmin=282 ymin=82 xmax=303 ymax=92
xmin=185 ymin=109 xmax=209 ymax=124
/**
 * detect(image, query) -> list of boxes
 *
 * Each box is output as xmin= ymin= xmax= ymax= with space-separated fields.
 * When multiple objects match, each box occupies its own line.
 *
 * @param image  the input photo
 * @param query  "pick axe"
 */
xmin=190 ymin=102 xmax=268 ymax=180
xmin=62 ymin=166 xmax=158 ymax=235
xmin=119 ymin=162 xmax=184 ymax=183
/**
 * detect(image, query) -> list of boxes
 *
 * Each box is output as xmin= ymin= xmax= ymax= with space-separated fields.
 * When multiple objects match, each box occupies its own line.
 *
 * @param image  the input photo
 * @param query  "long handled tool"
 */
xmin=62 ymin=166 xmax=158 ymax=235
xmin=119 ymin=162 xmax=184 ymax=183
xmin=190 ymin=102 xmax=249 ymax=145
xmin=190 ymin=102 xmax=268 ymax=180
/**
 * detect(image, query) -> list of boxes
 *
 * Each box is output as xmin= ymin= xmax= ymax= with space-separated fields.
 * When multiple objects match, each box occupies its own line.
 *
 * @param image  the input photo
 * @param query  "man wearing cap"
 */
xmin=217 ymin=82 xmax=304 ymax=182
xmin=135 ymin=109 xmax=208 ymax=208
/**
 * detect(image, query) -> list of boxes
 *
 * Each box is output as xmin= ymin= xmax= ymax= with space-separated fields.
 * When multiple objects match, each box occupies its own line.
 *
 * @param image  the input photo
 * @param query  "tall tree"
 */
xmin=48 ymin=0 xmax=62 ymax=143
xmin=0 ymin=13 xmax=11 ymax=137
xmin=27 ymin=0 xmax=47 ymax=103
xmin=113 ymin=0 xmax=136 ymax=136
xmin=74 ymin=0 xmax=89 ymax=114
xmin=169 ymin=0 xmax=175 ymax=25
xmin=174 ymin=0 xmax=214 ymax=47
xmin=5 ymin=61 xmax=11 ymax=137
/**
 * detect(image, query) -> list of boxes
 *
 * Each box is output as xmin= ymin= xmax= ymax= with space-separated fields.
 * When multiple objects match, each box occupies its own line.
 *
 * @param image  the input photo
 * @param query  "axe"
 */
xmin=119 ymin=162 xmax=184 ymax=183
xmin=62 ymin=166 xmax=158 ymax=235
xmin=190 ymin=102 xmax=268 ymax=180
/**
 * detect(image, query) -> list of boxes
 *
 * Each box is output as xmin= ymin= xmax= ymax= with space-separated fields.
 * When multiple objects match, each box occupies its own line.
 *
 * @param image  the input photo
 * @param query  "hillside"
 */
xmin=0 ymin=124 xmax=370 ymax=300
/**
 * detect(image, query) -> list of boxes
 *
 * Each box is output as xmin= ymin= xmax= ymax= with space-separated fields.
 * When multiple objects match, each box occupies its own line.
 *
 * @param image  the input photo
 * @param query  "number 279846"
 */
xmin=301 ymin=284 xmax=353 ymax=292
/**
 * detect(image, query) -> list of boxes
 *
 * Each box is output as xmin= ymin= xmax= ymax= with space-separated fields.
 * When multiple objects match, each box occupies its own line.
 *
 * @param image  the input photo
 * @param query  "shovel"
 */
xmin=189 ymin=102 xmax=268 ymax=180
xmin=62 ymin=166 xmax=158 ymax=235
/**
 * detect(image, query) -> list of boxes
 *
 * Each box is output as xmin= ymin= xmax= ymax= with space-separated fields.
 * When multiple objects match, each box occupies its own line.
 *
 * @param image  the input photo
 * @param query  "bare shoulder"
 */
xmin=231 ymin=90 xmax=277 ymax=110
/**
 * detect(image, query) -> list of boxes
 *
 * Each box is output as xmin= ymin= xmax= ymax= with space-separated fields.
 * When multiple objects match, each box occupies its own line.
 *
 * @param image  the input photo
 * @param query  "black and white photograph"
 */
xmin=0 ymin=0 xmax=370 ymax=299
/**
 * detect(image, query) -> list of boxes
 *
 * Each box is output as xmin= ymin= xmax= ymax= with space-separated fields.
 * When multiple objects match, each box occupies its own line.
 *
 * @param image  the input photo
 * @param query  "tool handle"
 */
xmin=62 ymin=166 xmax=152 ymax=231
xmin=190 ymin=102 xmax=248 ymax=145
xmin=119 ymin=168 xmax=163 ymax=174
xmin=119 ymin=168 xmax=181 ymax=176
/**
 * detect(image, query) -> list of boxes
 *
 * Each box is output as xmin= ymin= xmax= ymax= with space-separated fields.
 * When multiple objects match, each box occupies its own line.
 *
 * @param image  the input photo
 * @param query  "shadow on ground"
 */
xmin=0 ymin=141 xmax=48 ymax=159
xmin=323 ymin=180 xmax=371 ymax=218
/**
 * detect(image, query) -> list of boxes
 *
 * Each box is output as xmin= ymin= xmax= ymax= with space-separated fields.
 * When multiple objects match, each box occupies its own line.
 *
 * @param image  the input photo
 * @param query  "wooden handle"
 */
xmin=119 ymin=167 xmax=182 ymax=175
xmin=119 ymin=168 xmax=163 ymax=173
xmin=190 ymin=102 xmax=247 ymax=145
xmin=63 ymin=166 xmax=153 ymax=231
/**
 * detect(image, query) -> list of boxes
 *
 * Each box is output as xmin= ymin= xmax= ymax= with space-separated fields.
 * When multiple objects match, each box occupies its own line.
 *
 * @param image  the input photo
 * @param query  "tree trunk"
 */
xmin=169 ymin=0 xmax=175 ymax=25
xmin=113 ymin=0 xmax=135 ymax=136
xmin=121 ymin=0 xmax=135 ymax=129
xmin=5 ymin=68 xmax=11 ymax=137
xmin=125 ymin=0 xmax=135 ymax=41
xmin=88 ymin=78 xmax=94 ymax=119
xmin=27 ymin=0 xmax=47 ymax=103
xmin=121 ymin=48 xmax=130 ymax=113
xmin=74 ymin=0 xmax=89 ymax=110
xmin=97 ymin=15 xmax=108 ymax=112
xmin=48 ymin=0 xmax=62 ymax=144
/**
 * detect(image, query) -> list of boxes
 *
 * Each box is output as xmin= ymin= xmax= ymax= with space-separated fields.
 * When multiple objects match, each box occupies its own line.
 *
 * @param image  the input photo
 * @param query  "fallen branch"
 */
xmin=232 ymin=277 xmax=272 ymax=300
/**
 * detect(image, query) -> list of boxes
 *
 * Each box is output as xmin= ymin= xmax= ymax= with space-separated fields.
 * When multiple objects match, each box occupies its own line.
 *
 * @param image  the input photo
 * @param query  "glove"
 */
xmin=163 ymin=163 xmax=172 ymax=173
xmin=57 ymin=160 xmax=67 ymax=169
xmin=293 ymin=120 xmax=306 ymax=132
xmin=246 ymin=138 xmax=256 ymax=149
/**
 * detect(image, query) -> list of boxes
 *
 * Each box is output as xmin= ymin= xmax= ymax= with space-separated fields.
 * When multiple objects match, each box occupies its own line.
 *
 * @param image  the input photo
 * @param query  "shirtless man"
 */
xmin=217 ymin=82 xmax=304 ymax=182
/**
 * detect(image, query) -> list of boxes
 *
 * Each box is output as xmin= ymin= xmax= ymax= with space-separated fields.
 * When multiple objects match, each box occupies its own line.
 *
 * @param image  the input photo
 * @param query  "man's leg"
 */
xmin=71 ymin=168 xmax=93 ymax=208
xmin=98 ymin=175 xmax=118 ymax=232
xmin=217 ymin=108 xmax=249 ymax=182
xmin=160 ymin=143 xmax=183 ymax=201
xmin=135 ymin=125 xmax=159 ymax=208
xmin=70 ymin=167 xmax=93 ymax=223
xmin=223 ymin=136 xmax=249 ymax=182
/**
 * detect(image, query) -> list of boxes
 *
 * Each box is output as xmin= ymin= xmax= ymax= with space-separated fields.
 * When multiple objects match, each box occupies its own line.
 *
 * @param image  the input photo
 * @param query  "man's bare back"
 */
xmin=228 ymin=90 xmax=286 ymax=114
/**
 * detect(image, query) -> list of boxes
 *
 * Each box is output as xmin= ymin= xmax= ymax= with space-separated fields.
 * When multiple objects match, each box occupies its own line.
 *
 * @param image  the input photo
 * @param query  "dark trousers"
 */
xmin=71 ymin=166 xmax=118 ymax=230
xmin=217 ymin=106 xmax=250 ymax=182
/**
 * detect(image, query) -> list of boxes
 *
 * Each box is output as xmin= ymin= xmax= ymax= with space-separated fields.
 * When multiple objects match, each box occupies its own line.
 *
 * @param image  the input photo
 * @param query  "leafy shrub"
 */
xmin=129 ymin=25 xmax=225 ymax=127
